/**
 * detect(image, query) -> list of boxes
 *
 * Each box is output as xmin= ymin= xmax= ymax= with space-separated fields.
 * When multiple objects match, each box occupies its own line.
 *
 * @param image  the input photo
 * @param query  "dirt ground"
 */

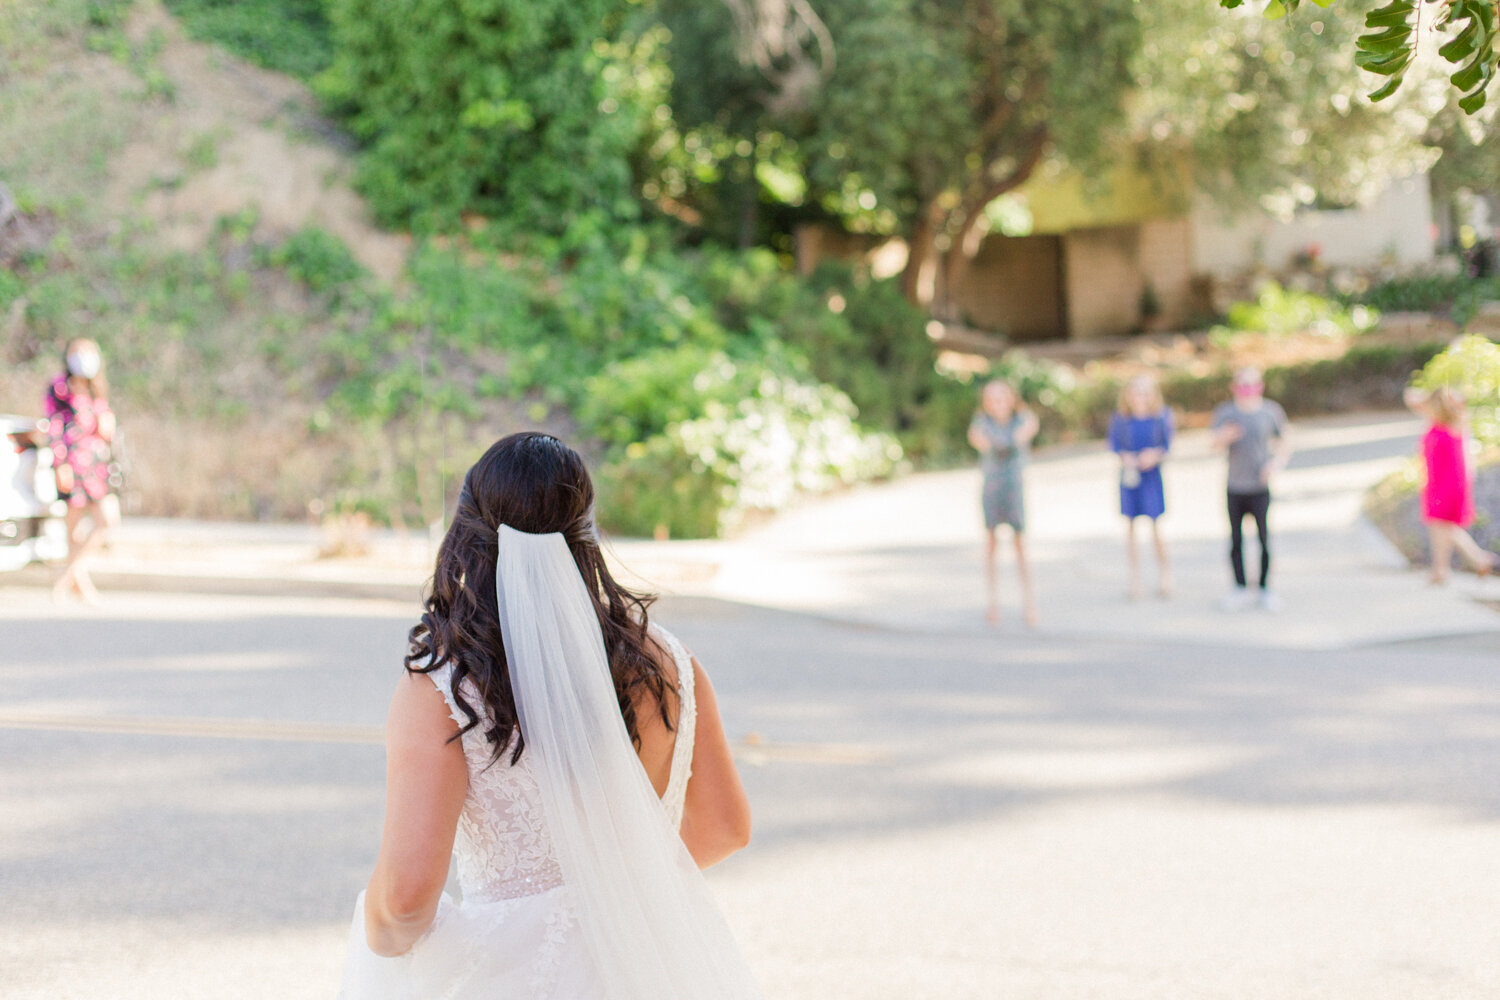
xmin=106 ymin=1 xmax=407 ymax=280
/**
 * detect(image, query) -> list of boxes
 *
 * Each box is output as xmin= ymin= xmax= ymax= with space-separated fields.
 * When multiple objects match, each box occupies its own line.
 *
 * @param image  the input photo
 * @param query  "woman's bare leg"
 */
xmin=1151 ymin=517 xmax=1172 ymax=596
xmin=1014 ymin=530 xmax=1037 ymax=627
xmin=1427 ymin=520 xmax=1454 ymax=584
xmin=53 ymin=502 xmax=106 ymax=604
xmin=1125 ymin=517 xmax=1142 ymax=600
xmin=984 ymin=527 xmax=1000 ymax=624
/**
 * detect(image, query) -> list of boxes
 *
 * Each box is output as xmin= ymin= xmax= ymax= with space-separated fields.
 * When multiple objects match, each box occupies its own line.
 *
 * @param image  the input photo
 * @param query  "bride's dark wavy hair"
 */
xmin=405 ymin=432 xmax=668 ymax=764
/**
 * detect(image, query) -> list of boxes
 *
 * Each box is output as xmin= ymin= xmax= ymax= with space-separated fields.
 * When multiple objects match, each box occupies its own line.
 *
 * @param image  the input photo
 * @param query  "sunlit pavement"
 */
xmin=686 ymin=411 xmax=1500 ymax=647
xmin=4 ymin=412 xmax=1500 ymax=998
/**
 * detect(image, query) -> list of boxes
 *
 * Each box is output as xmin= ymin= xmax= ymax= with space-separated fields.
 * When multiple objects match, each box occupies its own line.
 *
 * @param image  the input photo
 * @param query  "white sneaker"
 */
xmin=1258 ymin=590 xmax=1282 ymax=613
xmin=1219 ymin=588 xmax=1254 ymax=612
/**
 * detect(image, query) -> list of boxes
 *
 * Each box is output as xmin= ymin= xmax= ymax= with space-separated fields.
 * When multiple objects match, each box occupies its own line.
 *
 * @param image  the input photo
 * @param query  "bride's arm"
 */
xmin=679 ymin=657 xmax=752 ymax=868
xmin=363 ymin=672 xmax=467 ymax=957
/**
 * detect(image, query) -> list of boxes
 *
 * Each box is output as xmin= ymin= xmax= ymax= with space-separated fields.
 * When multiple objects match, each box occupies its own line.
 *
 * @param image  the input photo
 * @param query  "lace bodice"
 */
xmin=655 ymin=625 xmax=697 ymax=830
xmin=428 ymin=623 xmax=696 ymax=903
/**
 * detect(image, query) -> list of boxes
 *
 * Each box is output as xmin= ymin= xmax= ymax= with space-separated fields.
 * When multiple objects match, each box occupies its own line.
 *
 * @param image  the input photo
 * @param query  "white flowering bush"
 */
xmin=595 ymin=354 xmax=903 ymax=538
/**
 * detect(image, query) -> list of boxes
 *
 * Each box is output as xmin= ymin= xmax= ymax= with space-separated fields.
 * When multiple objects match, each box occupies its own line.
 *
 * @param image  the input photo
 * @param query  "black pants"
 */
xmin=1227 ymin=489 xmax=1271 ymax=589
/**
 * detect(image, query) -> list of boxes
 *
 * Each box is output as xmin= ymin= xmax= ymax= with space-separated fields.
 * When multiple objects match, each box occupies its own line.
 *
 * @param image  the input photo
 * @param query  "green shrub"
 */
xmin=1412 ymin=334 xmax=1500 ymax=448
xmin=163 ymin=0 xmax=333 ymax=79
xmin=580 ymin=345 xmax=751 ymax=449
xmin=317 ymin=0 xmax=642 ymax=232
xmin=265 ymin=226 xmax=365 ymax=296
xmin=1352 ymin=272 xmax=1473 ymax=314
xmin=679 ymin=253 xmax=976 ymax=461
xmin=595 ymin=435 xmax=727 ymax=540
xmin=595 ymin=363 xmax=903 ymax=538
xmin=86 ymin=0 xmax=133 ymax=29
xmin=674 ymin=375 xmax=901 ymax=521
xmin=1349 ymin=272 xmax=1500 ymax=328
xmin=1224 ymin=281 xmax=1376 ymax=337
xmin=1160 ymin=343 xmax=1444 ymax=418
xmin=0 ymin=269 xmax=23 ymax=311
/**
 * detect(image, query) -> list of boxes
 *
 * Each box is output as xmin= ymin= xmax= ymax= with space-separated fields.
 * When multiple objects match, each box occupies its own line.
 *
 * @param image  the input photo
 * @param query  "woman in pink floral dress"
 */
xmin=44 ymin=339 xmax=118 ymax=603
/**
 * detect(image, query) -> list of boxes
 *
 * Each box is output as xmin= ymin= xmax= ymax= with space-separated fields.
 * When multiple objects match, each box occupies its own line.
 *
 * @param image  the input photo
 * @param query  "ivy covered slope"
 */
xmin=0 ymin=0 xmax=971 ymax=538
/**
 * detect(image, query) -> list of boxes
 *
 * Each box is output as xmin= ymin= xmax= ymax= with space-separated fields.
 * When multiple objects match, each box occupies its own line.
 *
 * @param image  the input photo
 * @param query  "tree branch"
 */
xmin=952 ymin=125 xmax=1049 ymax=258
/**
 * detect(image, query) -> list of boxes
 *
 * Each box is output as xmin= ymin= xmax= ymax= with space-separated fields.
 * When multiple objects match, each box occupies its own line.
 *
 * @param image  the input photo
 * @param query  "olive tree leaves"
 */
xmin=1436 ymin=0 xmax=1497 ymax=111
xmin=1356 ymin=1 xmax=1420 ymax=103
xmin=1220 ymin=0 xmax=1499 ymax=112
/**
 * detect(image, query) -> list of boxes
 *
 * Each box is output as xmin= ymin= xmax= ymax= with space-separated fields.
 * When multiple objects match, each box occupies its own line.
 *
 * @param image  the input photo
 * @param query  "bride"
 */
xmin=338 ymin=432 xmax=762 ymax=998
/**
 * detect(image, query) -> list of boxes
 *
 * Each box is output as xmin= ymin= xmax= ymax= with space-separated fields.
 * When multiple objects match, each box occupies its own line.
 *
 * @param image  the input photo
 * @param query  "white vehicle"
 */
xmin=0 ymin=414 xmax=68 ymax=571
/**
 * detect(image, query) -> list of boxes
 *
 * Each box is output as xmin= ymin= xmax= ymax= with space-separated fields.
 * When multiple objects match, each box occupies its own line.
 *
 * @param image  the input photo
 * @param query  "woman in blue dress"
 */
xmin=1108 ymin=375 xmax=1173 ymax=599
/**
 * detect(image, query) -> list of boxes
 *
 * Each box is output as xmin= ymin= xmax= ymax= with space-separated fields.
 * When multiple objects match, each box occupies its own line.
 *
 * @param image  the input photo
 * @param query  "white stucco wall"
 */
xmin=1191 ymin=174 xmax=1436 ymax=278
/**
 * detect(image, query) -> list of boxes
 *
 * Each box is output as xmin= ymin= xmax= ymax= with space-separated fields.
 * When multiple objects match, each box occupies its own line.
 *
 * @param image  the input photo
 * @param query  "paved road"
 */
xmin=3 ymin=586 xmax=1500 ymax=999
xmin=4 ymin=411 xmax=1500 ymax=998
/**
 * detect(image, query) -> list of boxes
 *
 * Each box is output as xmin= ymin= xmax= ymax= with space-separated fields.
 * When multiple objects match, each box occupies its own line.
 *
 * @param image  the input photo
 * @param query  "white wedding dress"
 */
xmin=337 ymin=622 xmax=700 ymax=999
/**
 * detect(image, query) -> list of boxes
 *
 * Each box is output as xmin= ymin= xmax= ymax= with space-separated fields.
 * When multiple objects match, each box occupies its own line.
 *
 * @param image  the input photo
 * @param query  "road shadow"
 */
xmin=661 ymin=597 xmax=1500 ymax=854
xmin=4 ymin=593 xmax=1500 ymax=936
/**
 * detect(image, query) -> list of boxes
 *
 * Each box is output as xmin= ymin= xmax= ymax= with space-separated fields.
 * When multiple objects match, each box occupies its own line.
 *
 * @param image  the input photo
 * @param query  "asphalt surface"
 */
xmin=4 ymin=411 xmax=1500 ymax=998
xmin=3 ymin=587 xmax=1500 ymax=999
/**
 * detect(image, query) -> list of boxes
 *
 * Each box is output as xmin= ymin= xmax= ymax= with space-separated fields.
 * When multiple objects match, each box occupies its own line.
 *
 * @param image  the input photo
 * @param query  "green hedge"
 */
xmin=1347 ymin=272 xmax=1500 ymax=328
xmin=1162 ymin=343 xmax=1446 ymax=420
xmin=316 ymin=0 xmax=640 ymax=233
xmin=163 ymin=0 xmax=333 ymax=79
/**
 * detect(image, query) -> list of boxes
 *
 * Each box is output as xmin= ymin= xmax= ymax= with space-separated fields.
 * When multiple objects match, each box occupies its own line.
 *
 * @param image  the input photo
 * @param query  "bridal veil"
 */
xmin=495 ymin=524 xmax=762 ymax=999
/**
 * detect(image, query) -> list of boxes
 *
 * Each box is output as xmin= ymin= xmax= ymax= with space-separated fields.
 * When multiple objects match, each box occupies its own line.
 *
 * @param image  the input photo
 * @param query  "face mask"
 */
xmin=66 ymin=352 xmax=100 ymax=379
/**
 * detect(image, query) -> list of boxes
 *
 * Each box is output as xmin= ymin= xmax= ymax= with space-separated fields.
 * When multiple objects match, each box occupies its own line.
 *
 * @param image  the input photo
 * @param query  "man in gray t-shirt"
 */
xmin=1211 ymin=367 xmax=1292 ymax=610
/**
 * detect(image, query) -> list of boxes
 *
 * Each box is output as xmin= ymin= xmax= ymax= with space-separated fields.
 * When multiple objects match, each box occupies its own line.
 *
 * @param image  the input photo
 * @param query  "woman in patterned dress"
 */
xmin=44 ymin=338 xmax=118 ymax=604
xmin=968 ymin=379 xmax=1040 ymax=627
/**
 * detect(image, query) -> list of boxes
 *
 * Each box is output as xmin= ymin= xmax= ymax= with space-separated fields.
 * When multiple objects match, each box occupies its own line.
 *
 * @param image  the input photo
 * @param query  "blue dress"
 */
xmin=1108 ymin=411 xmax=1172 ymax=519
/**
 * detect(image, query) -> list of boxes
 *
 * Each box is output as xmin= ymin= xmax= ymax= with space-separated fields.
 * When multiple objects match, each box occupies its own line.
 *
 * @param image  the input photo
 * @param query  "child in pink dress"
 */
xmin=1406 ymin=386 xmax=1497 ymax=583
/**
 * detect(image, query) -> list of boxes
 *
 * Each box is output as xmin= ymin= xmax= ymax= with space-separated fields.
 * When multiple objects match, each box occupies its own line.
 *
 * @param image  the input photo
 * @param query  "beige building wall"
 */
xmin=949 ymin=235 xmax=1064 ymax=341
xmin=1057 ymin=218 xmax=1194 ymax=338
xmin=797 ymin=216 xmax=1198 ymax=342
xmin=1191 ymin=174 xmax=1435 ymax=276
xmin=1136 ymin=217 xmax=1195 ymax=328
xmin=1061 ymin=225 xmax=1141 ymax=339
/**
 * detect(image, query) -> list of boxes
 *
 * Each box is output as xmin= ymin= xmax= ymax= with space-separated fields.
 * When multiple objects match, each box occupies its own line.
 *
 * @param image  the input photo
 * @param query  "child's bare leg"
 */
xmin=1125 ymin=517 xmax=1142 ymax=600
xmin=1448 ymin=525 xmax=1498 ymax=573
xmin=984 ymin=527 xmax=1000 ymax=624
xmin=1014 ymin=530 xmax=1037 ymax=627
xmin=1151 ymin=517 xmax=1172 ymax=596
xmin=1427 ymin=520 xmax=1455 ymax=584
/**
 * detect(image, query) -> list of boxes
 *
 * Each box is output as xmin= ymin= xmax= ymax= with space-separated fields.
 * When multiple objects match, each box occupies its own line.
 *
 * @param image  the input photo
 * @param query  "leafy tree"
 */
xmin=800 ymin=0 xmax=1141 ymax=310
xmin=1136 ymin=1 xmax=1437 ymax=215
xmin=654 ymin=0 xmax=1143 ymax=307
xmin=661 ymin=0 xmax=1429 ymax=318
xmin=1222 ymin=0 xmax=1498 ymax=113
xmin=651 ymin=0 xmax=834 ymax=248
xmin=317 ymin=0 xmax=643 ymax=232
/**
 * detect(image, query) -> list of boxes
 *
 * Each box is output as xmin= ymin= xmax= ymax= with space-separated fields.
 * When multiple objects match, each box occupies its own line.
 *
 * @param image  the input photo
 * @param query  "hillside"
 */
xmin=0 ymin=2 xmax=577 ymax=525
xmin=1 ymin=0 xmax=951 ymax=538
